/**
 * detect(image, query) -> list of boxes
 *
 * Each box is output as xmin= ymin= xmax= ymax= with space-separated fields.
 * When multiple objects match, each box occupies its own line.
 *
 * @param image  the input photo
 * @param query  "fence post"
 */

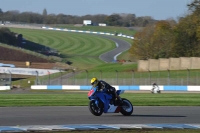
xmin=196 ymin=70 xmax=198 ymax=85
xmin=86 ymin=70 xmax=88 ymax=85
xmin=197 ymin=71 xmax=199 ymax=85
xmin=48 ymin=71 xmax=50 ymax=85
xmin=132 ymin=70 xmax=134 ymax=85
xmin=3 ymin=72 xmax=6 ymax=86
xmin=187 ymin=68 xmax=190 ymax=85
xmin=115 ymin=70 xmax=118 ymax=85
xmin=100 ymin=70 xmax=102 ymax=79
xmin=35 ymin=71 xmax=39 ymax=85
xmin=149 ymin=70 xmax=151 ymax=85
xmin=167 ymin=69 xmax=170 ymax=85
xmin=60 ymin=70 xmax=62 ymax=85
xmin=157 ymin=71 xmax=159 ymax=84
xmin=73 ymin=70 xmax=75 ymax=85
xmin=8 ymin=70 xmax=12 ymax=86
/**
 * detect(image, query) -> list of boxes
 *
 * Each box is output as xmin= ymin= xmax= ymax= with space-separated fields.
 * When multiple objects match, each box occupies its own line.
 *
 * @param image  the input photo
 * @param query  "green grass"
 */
xmin=0 ymin=92 xmax=199 ymax=107
xmin=87 ymin=63 xmax=137 ymax=72
xmin=7 ymin=25 xmax=136 ymax=73
xmin=9 ymin=28 xmax=117 ymax=69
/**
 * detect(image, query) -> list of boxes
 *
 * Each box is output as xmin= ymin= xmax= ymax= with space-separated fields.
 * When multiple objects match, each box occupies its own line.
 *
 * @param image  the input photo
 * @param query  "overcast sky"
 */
xmin=0 ymin=0 xmax=193 ymax=20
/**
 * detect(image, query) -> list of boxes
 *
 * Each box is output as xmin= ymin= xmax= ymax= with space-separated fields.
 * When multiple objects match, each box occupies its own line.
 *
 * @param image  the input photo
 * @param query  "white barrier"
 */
xmin=0 ymin=67 xmax=62 ymax=76
xmin=31 ymin=85 xmax=200 ymax=91
xmin=0 ymin=86 xmax=11 ymax=90
xmin=42 ymin=27 xmax=134 ymax=40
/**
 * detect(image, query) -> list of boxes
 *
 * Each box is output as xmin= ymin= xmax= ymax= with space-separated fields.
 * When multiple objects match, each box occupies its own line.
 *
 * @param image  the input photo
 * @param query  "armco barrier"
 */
xmin=31 ymin=85 xmax=200 ymax=91
xmin=0 ymin=86 xmax=11 ymax=90
xmin=42 ymin=27 xmax=134 ymax=39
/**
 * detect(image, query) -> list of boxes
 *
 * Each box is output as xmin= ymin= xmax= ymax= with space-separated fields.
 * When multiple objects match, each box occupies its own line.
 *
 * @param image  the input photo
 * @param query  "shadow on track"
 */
xmin=106 ymin=114 xmax=186 ymax=117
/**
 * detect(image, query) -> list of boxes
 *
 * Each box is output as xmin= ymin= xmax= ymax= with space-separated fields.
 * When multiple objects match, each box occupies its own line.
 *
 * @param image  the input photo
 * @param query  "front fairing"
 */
xmin=88 ymin=87 xmax=97 ymax=100
xmin=88 ymin=87 xmax=112 ymax=113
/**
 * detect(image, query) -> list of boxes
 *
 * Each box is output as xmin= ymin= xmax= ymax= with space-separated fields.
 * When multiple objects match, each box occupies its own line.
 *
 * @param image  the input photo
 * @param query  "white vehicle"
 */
xmin=151 ymin=83 xmax=161 ymax=94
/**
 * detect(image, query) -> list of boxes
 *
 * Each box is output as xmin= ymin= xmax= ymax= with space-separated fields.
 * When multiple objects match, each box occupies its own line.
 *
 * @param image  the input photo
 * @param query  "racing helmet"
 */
xmin=91 ymin=77 xmax=99 ymax=87
xmin=152 ymin=82 xmax=156 ymax=85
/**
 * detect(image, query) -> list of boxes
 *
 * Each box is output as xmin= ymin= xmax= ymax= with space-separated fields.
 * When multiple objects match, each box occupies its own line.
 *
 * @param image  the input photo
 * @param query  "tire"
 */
xmin=88 ymin=100 xmax=103 ymax=116
xmin=120 ymin=98 xmax=133 ymax=116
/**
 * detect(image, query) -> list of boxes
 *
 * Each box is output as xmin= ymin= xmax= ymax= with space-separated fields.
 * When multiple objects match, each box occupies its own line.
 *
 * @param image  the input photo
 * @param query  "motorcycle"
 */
xmin=151 ymin=85 xmax=161 ymax=94
xmin=87 ymin=86 xmax=133 ymax=116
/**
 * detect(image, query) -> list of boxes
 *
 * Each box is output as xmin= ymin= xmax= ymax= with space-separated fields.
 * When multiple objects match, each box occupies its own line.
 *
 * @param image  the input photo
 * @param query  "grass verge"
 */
xmin=0 ymin=92 xmax=199 ymax=107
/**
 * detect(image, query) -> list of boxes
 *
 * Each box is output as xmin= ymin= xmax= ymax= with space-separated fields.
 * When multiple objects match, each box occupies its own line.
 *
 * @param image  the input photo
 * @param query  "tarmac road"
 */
xmin=0 ymin=106 xmax=200 ymax=126
xmin=98 ymin=35 xmax=131 ymax=62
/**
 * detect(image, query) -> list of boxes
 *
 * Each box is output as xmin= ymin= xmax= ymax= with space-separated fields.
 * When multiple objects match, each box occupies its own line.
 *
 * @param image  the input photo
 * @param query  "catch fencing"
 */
xmin=35 ymin=69 xmax=200 ymax=86
xmin=0 ymin=72 xmax=12 ymax=86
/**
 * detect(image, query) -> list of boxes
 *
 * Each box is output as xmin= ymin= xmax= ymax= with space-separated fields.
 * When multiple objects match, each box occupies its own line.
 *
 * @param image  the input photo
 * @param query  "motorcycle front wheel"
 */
xmin=120 ymin=98 xmax=133 ymax=116
xmin=88 ymin=100 xmax=103 ymax=116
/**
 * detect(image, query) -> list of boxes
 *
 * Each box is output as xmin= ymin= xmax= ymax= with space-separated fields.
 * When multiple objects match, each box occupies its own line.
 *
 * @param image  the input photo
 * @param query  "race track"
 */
xmin=1 ymin=25 xmax=200 ymax=131
xmin=0 ymin=106 xmax=200 ymax=126
xmin=0 ymin=24 xmax=131 ymax=63
xmin=98 ymin=35 xmax=131 ymax=62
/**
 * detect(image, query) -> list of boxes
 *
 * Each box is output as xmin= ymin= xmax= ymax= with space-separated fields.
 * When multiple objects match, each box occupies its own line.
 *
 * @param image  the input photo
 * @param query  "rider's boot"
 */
xmin=151 ymin=88 xmax=154 ymax=93
xmin=116 ymin=96 xmax=123 ymax=106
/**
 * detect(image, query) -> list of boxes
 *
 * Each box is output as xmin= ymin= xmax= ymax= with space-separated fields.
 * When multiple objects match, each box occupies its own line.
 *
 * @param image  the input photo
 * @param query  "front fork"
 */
xmin=95 ymin=100 xmax=99 ymax=108
xmin=94 ymin=98 xmax=103 ymax=109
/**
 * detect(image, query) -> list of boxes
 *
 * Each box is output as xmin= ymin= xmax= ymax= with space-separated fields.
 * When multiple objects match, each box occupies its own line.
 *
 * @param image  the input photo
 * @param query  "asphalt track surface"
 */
xmin=0 ymin=106 xmax=200 ymax=126
xmin=98 ymin=35 xmax=131 ymax=62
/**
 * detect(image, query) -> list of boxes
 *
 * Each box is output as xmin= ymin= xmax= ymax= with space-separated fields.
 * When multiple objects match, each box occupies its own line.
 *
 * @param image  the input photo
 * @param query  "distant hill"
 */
xmin=0 ymin=46 xmax=50 ymax=63
xmin=0 ymin=46 xmax=75 ymax=70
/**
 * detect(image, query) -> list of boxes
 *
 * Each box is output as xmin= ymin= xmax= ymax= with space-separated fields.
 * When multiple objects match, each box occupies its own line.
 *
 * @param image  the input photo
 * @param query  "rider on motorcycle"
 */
xmin=90 ymin=77 xmax=122 ymax=104
xmin=151 ymin=82 xmax=160 ymax=93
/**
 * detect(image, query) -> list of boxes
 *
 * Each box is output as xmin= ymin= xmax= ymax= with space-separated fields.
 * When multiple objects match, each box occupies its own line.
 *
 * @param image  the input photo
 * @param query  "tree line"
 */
xmin=0 ymin=8 xmax=157 ymax=27
xmin=129 ymin=0 xmax=200 ymax=60
xmin=0 ymin=27 xmax=17 ymax=45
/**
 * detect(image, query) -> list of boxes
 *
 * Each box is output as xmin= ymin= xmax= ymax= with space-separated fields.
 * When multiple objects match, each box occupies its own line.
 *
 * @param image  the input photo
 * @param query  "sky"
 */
xmin=0 ymin=0 xmax=193 ymax=20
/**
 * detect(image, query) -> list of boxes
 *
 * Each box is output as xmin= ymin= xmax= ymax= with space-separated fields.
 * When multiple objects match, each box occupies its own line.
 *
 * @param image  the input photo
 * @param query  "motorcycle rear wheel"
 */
xmin=88 ymin=100 xmax=103 ymax=116
xmin=120 ymin=98 xmax=133 ymax=116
